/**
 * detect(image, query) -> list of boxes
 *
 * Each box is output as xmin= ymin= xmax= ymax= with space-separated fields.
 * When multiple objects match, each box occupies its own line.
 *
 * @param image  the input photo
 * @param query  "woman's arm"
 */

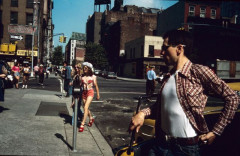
xmin=94 ymin=77 xmax=100 ymax=100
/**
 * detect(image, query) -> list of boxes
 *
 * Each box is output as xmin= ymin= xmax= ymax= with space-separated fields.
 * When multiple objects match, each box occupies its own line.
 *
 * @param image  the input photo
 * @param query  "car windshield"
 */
xmin=108 ymin=72 xmax=115 ymax=75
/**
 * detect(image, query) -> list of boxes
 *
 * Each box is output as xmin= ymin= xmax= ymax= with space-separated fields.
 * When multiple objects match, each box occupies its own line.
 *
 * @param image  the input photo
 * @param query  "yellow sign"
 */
xmin=17 ymin=50 xmax=38 ymax=56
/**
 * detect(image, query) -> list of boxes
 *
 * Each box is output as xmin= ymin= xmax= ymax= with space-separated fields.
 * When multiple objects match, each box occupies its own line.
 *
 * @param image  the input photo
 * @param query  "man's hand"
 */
xmin=199 ymin=132 xmax=216 ymax=145
xmin=128 ymin=112 xmax=145 ymax=133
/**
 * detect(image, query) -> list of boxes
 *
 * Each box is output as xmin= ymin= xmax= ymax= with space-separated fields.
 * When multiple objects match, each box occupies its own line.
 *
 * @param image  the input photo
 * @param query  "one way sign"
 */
xmin=10 ymin=35 xmax=23 ymax=40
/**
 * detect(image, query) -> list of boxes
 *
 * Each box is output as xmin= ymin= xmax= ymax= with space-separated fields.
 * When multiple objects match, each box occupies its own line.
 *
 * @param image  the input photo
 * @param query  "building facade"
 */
xmin=123 ymin=35 xmax=164 ymax=78
xmin=0 ymin=0 xmax=53 ymax=66
xmin=65 ymin=32 xmax=86 ymax=65
xmin=101 ymin=5 xmax=161 ymax=72
xmin=86 ymin=12 xmax=102 ymax=44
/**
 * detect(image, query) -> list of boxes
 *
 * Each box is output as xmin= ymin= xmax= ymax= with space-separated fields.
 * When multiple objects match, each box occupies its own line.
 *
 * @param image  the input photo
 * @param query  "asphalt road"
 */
xmin=25 ymin=74 xmax=158 ymax=152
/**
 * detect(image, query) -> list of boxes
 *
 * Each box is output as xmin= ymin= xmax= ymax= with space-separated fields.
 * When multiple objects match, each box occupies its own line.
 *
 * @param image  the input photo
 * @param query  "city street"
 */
xmin=23 ymin=73 xmax=238 ymax=153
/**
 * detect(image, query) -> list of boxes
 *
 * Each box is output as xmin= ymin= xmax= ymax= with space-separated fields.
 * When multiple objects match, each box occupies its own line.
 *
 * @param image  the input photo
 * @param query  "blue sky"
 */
xmin=52 ymin=0 xmax=178 ymax=49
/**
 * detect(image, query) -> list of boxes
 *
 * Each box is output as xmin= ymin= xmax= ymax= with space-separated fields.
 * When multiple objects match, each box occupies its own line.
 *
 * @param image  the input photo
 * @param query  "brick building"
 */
xmin=156 ymin=0 xmax=240 ymax=68
xmin=86 ymin=12 xmax=102 ymax=44
xmin=0 ymin=0 xmax=53 ymax=65
xmin=100 ymin=5 xmax=161 ymax=72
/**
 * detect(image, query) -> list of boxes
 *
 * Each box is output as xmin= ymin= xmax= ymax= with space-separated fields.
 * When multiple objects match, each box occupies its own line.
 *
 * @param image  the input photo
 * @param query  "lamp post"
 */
xmin=30 ymin=0 xmax=40 ymax=77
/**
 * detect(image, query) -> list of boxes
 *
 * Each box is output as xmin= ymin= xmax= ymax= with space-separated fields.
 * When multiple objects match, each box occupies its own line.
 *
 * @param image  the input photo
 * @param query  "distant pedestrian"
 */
xmin=146 ymin=65 xmax=157 ymax=101
xmin=38 ymin=64 xmax=45 ymax=85
xmin=34 ymin=64 xmax=39 ymax=79
xmin=0 ymin=62 xmax=7 ymax=101
xmin=12 ymin=62 xmax=21 ymax=89
xmin=22 ymin=64 xmax=30 ymax=89
xmin=62 ymin=61 xmax=72 ymax=97
xmin=79 ymin=62 xmax=100 ymax=132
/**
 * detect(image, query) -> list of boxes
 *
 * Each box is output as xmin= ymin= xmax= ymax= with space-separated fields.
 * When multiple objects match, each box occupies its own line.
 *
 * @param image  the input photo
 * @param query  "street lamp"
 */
xmin=30 ymin=0 xmax=40 ymax=77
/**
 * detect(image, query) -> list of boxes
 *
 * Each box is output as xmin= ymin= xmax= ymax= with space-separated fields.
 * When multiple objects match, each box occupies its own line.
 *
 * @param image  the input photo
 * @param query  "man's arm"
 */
xmin=128 ymin=95 xmax=160 ymax=132
xmin=199 ymin=66 xmax=240 ymax=135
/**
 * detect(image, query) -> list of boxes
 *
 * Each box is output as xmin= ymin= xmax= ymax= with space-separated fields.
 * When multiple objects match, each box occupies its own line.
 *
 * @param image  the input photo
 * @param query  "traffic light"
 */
xmin=59 ymin=36 xmax=63 ymax=43
xmin=63 ymin=36 xmax=66 ymax=43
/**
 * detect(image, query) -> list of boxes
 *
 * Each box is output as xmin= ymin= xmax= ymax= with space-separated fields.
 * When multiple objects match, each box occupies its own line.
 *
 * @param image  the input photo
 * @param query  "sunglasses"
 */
xmin=161 ymin=44 xmax=186 ymax=52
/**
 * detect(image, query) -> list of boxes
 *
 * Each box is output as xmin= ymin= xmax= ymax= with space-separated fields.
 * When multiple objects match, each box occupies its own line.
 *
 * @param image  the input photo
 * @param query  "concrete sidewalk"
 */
xmin=0 ymin=79 xmax=113 ymax=155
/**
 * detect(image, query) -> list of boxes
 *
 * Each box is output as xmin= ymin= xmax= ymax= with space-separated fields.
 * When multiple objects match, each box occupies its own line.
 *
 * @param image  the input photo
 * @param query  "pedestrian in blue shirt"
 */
xmin=63 ymin=61 xmax=72 ymax=97
xmin=146 ymin=65 xmax=157 ymax=101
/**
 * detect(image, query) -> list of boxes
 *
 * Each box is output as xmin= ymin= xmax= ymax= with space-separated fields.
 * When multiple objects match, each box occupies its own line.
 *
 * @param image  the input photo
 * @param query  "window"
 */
xmin=200 ymin=7 xmax=206 ymax=18
xmin=0 ymin=10 xmax=2 ymax=23
xmin=211 ymin=9 xmax=216 ymax=19
xmin=189 ymin=6 xmax=195 ymax=16
xmin=130 ymin=48 xmax=133 ymax=59
xmin=11 ymin=0 xmax=18 ymax=7
xmin=10 ymin=12 xmax=18 ymax=24
xmin=133 ymin=48 xmax=135 ymax=59
xmin=26 ymin=13 xmax=33 ymax=25
xmin=0 ymin=11 xmax=2 ymax=38
xmin=25 ymin=35 xmax=32 ymax=49
xmin=149 ymin=45 xmax=154 ymax=57
xmin=26 ymin=0 xmax=33 ymax=8
xmin=0 ymin=24 xmax=3 ymax=38
xmin=141 ymin=45 xmax=144 ymax=57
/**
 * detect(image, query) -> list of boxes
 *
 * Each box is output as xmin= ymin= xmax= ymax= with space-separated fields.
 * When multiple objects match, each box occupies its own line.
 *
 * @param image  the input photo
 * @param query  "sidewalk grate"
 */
xmin=36 ymin=102 xmax=69 ymax=116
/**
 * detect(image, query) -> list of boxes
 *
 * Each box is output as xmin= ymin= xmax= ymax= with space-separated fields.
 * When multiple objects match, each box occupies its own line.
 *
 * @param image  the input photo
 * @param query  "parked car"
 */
xmin=101 ymin=70 xmax=108 ymax=78
xmin=107 ymin=72 xmax=117 ymax=79
xmin=94 ymin=69 xmax=102 ymax=76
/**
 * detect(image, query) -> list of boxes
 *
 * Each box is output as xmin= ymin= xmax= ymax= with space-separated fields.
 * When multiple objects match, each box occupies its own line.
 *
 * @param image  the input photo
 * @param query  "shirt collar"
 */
xmin=165 ymin=60 xmax=192 ymax=78
xmin=178 ymin=60 xmax=192 ymax=78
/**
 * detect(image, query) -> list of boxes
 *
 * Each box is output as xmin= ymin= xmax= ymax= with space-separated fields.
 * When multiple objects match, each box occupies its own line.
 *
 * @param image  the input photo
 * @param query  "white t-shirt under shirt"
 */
xmin=161 ymin=70 xmax=197 ymax=138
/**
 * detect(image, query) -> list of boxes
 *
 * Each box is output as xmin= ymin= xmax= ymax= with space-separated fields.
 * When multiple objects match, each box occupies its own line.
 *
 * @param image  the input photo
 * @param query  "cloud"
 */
xmin=124 ymin=0 xmax=161 ymax=8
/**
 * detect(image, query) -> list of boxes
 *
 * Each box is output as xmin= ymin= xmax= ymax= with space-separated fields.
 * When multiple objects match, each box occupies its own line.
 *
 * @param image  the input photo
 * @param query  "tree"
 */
xmin=85 ymin=42 xmax=109 ymax=69
xmin=52 ymin=46 xmax=63 ymax=65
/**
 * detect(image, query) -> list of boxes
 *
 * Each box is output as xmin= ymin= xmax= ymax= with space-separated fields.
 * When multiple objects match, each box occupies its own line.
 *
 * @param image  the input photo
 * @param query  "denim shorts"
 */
xmin=14 ymin=72 xmax=20 ymax=77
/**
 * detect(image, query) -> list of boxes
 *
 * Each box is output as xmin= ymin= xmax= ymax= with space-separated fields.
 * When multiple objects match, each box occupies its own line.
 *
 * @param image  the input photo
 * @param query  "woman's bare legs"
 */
xmin=15 ymin=76 xmax=19 ymax=88
xmin=82 ymin=96 xmax=93 ymax=124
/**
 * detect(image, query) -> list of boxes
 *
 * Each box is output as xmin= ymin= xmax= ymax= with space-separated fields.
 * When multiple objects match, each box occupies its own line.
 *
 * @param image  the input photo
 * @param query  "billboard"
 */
xmin=94 ymin=0 xmax=111 ymax=5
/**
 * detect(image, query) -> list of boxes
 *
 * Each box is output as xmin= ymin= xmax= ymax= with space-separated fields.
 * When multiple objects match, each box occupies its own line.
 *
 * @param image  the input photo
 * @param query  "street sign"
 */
xmin=10 ymin=35 xmax=23 ymax=40
xmin=8 ymin=25 xmax=36 ymax=35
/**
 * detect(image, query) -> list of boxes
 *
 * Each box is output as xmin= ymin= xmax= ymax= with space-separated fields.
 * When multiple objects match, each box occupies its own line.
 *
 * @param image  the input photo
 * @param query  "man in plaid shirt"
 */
xmin=129 ymin=30 xmax=239 ymax=156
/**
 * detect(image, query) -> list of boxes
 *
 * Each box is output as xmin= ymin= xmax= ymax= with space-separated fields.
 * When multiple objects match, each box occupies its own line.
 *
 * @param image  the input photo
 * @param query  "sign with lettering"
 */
xmin=8 ymin=25 xmax=36 ymax=35
xmin=10 ymin=35 xmax=23 ymax=40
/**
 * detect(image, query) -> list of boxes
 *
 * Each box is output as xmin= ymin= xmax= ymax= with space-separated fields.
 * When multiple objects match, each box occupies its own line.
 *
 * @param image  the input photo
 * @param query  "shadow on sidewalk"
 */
xmin=55 ymin=133 xmax=73 ymax=150
xmin=59 ymin=113 xmax=72 ymax=125
xmin=0 ymin=106 xmax=10 ymax=113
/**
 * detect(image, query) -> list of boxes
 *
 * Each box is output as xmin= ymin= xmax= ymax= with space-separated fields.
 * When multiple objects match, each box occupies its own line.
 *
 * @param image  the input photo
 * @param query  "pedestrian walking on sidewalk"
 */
xmin=12 ymin=62 xmax=20 ymax=89
xmin=0 ymin=63 xmax=7 ymax=101
xmin=38 ymin=64 xmax=45 ymax=85
xmin=62 ymin=61 xmax=72 ymax=97
xmin=71 ymin=63 xmax=83 ymax=124
xmin=79 ymin=62 xmax=100 ymax=132
xmin=129 ymin=29 xmax=240 ymax=156
xmin=22 ymin=63 xmax=30 ymax=89
xmin=34 ymin=64 xmax=39 ymax=79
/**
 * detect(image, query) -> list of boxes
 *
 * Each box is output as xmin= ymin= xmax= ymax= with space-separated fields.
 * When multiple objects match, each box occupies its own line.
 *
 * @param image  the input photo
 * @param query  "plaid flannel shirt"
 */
xmin=141 ymin=60 xmax=240 ymax=136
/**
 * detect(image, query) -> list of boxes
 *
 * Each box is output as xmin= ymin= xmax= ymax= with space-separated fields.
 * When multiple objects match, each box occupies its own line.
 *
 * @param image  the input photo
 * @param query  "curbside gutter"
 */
xmin=116 ymin=77 xmax=146 ymax=82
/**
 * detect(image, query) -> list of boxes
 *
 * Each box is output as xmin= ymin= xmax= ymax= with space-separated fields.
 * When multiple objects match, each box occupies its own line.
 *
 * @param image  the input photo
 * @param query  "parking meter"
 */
xmin=72 ymin=75 xmax=82 ymax=152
